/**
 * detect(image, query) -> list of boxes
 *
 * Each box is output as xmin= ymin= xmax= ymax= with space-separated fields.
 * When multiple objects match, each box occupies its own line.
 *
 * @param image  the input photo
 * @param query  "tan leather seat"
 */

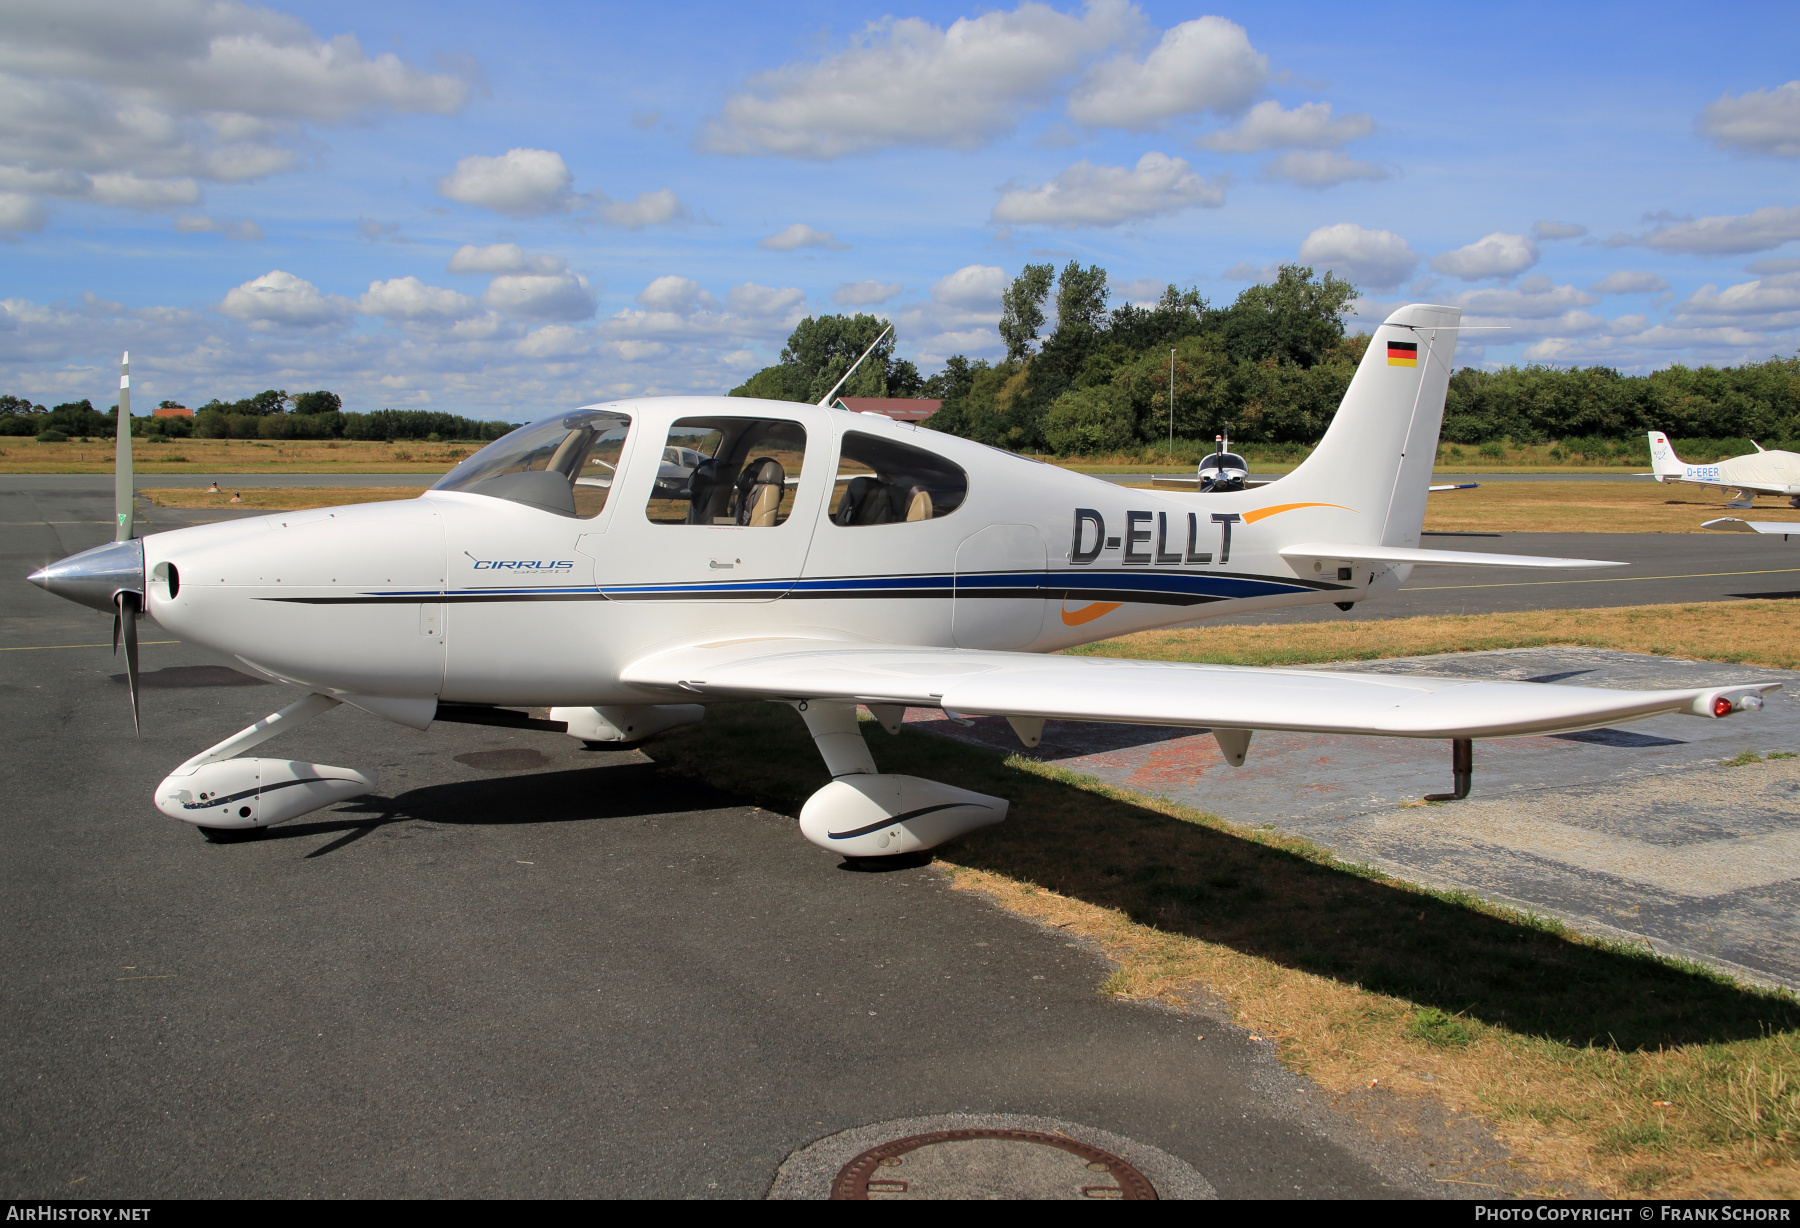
xmin=733 ymin=456 xmax=786 ymax=526
xmin=900 ymin=484 xmax=931 ymax=522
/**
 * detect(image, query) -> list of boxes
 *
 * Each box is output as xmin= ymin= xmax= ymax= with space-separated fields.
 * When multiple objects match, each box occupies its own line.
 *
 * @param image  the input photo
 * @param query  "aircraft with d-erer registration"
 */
xmin=29 ymin=304 xmax=1776 ymax=859
xmin=1646 ymin=431 xmax=1800 ymax=507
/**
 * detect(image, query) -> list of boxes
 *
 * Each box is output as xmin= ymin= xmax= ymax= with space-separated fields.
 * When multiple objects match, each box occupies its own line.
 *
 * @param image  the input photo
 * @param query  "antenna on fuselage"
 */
xmin=818 ymin=324 xmax=893 ymax=407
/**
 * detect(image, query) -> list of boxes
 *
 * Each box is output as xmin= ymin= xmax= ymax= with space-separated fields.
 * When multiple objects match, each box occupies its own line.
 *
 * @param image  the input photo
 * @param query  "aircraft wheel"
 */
xmin=199 ymin=825 xmax=267 ymax=844
xmin=840 ymin=851 xmax=933 ymax=872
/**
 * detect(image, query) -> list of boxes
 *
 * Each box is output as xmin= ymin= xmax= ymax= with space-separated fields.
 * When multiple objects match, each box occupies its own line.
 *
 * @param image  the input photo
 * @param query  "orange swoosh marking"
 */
xmin=1061 ymin=601 xmax=1122 ymax=626
xmin=1241 ymin=502 xmax=1355 ymax=524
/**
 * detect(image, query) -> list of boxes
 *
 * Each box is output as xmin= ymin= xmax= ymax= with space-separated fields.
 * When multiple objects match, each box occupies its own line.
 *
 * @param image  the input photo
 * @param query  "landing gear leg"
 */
xmin=1424 ymin=738 xmax=1472 ymax=802
xmin=158 ymin=693 xmax=376 ymax=832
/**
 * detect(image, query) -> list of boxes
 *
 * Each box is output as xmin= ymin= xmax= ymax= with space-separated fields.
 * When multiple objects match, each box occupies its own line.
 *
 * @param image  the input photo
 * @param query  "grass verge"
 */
xmin=0 ymin=438 xmax=471 ymax=473
xmin=140 ymin=486 xmax=424 ymax=510
xmin=1067 ymin=601 xmax=1800 ymax=672
xmin=642 ymin=700 xmax=1800 ymax=1197
xmin=1419 ymin=482 xmax=1793 ymax=534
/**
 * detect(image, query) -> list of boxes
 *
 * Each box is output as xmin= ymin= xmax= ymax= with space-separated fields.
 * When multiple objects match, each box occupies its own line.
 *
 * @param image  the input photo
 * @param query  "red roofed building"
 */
xmin=836 ymin=397 xmax=941 ymax=423
xmin=153 ymin=404 xmax=193 ymax=418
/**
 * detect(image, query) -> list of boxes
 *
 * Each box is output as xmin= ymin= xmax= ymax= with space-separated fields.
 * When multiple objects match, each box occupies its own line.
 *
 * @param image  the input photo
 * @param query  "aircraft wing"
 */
xmin=1704 ymin=518 xmax=1799 ymax=537
xmin=620 ymin=639 xmax=1775 ymax=740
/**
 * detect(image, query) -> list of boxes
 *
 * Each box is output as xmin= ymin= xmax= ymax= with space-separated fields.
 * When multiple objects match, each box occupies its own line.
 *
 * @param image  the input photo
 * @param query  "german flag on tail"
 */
xmin=1387 ymin=340 xmax=1418 ymax=367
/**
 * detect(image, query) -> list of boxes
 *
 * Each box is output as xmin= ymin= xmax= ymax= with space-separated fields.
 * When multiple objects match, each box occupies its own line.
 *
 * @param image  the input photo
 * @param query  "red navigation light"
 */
xmin=1713 ymin=696 xmax=1734 ymax=718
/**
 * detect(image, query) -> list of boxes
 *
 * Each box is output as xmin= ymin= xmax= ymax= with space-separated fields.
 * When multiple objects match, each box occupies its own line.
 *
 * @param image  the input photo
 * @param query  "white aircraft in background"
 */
xmin=30 ymin=306 xmax=1774 ymax=858
xmin=1150 ymin=429 xmax=1479 ymax=496
xmin=1647 ymin=431 xmax=1800 ymax=507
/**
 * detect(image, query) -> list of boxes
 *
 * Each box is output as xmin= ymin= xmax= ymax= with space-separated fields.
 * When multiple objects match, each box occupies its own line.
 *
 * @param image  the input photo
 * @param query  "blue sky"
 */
xmin=2 ymin=0 xmax=1797 ymax=418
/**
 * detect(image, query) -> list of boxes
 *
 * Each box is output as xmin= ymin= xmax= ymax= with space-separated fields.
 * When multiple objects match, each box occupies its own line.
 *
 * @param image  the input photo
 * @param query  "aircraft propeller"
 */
xmin=113 ymin=352 xmax=141 ymax=731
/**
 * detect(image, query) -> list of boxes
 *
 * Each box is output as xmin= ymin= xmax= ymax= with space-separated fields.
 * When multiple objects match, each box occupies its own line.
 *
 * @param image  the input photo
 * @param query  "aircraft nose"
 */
xmin=27 ymin=538 xmax=145 ymax=614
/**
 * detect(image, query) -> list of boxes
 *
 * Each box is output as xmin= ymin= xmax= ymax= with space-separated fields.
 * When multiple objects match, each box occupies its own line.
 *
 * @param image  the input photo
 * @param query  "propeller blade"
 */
xmin=112 ymin=606 xmax=121 ymax=656
xmin=115 ymin=351 xmax=133 ymax=542
xmin=119 ymin=591 xmax=141 ymax=734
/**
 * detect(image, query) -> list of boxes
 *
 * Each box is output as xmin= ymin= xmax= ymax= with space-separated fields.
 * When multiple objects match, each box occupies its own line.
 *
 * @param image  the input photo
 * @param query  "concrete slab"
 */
xmin=905 ymin=648 xmax=1800 ymax=989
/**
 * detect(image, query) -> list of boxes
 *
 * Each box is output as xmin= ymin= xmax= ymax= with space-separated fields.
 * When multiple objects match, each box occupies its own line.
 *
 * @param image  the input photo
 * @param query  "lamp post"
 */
xmin=1168 ymin=347 xmax=1175 ymax=462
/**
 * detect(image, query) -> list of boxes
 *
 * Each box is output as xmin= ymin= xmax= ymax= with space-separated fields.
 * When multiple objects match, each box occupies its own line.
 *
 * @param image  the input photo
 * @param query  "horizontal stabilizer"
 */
xmin=1278 ymin=541 xmax=1625 ymax=569
xmin=1704 ymin=518 xmax=1799 ymax=537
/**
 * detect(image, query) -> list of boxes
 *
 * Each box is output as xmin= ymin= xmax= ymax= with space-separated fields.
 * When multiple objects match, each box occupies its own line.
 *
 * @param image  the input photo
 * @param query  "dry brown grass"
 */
xmin=1070 ymin=601 xmax=1800 ymax=671
xmin=139 ymin=486 xmax=424 ymax=510
xmin=0 ymin=438 xmax=469 ymax=473
xmin=1422 ymin=481 xmax=1792 ymax=534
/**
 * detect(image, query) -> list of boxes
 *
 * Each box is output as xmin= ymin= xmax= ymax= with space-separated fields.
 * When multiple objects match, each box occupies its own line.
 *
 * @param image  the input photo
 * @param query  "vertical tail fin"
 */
xmin=1647 ymin=431 xmax=1684 ymax=479
xmin=1270 ymin=304 xmax=1461 ymax=547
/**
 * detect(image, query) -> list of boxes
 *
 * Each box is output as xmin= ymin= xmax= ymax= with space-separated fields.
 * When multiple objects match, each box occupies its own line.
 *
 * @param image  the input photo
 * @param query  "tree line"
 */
xmin=730 ymin=263 xmax=1800 ymax=456
xmin=0 ymin=389 xmax=519 ymax=443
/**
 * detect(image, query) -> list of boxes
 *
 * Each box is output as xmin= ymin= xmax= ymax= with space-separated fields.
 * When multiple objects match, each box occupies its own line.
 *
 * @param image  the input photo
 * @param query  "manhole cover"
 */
xmin=830 ymin=1129 xmax=1156 ymax=1200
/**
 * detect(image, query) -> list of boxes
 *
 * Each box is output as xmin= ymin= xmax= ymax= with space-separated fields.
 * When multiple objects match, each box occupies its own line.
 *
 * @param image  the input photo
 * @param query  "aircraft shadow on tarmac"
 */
xmin=192 ymin=699 xmax=1799 ymax=1052
xmin=236 ymin=761 xmax=741 ymax=858
xmin=627 ymin=702 xmax=1800 ymax=1053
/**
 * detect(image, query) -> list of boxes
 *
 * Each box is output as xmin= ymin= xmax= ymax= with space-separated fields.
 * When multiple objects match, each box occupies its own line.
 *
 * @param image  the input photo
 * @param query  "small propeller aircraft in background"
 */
xmin=30 ymin=306 xmax=1775 ymax=857
xmin=1646 ymin=431 xmax=1800 ymax=507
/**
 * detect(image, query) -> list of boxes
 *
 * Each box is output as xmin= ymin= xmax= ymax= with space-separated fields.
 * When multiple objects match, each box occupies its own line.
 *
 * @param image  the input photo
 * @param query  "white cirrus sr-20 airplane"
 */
xmin=1646 ymin=431 xmax=1800 ymax=507
xmin=30 ymin=305 xmax=1776 ymax=856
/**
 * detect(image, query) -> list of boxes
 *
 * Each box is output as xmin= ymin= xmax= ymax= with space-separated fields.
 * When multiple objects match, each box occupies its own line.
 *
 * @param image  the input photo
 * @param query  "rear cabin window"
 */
xmin=829 ymin=431 xmax=967 ymax=526
xmin=645 ymin=417 xmax=808 ymax=526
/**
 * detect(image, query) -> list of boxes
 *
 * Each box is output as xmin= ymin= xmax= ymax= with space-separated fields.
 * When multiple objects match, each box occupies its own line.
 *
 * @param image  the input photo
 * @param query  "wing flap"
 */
xmin=620 ymin=640 xmax=1776 ymax=740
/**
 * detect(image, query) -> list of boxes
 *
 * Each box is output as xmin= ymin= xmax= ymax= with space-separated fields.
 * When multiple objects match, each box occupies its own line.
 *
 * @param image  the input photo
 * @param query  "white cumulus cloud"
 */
xmin=1588 ymin=271 xmax=1669 ymax=296
xmin=991 ymin=151 xmax=1224 ymax=228
xmin=481 ymin=271 xmax=596 ymax=321
xmin=174 ymin=214 xmax=261 ymax=240
xmin=1698 ymin=81 xmax=1800 ymax=158
xmin=1451 ymin=275 xmax=1599 ymax=320
xmin=637 ymin=276 xmax=716 ymax=315
xmin=930 ymin=266 xmax=1009 ymax=309
xmin=696 ymin=0 xmax=1138 ymax=158
xmin=0 ymin=192 xmax=47 ymax=234
xmin=726 ymin=282 xmax=807 ymax=320
xmin=758 ymin=223 xmax=846 ymax=251
xmin=219 ymin=270 xmax=350 ymax=328
xmin=0 ymin=0 xmax=468 ymax=228
xmin=1429 ymin=232 xmax=1540 ymax=281
xmin=1296 ymin=223 xmax=1418 ymax=291
xmin=1262 ymin=150 xmax=1386 ymax=189
xmin=1198 ymin=100 xmax=1371 ymax=152
xmin=832 ymin=281 xmax=903 ymax=307
xmin=438 ymin=148 xmax=686 ymax=227
xmin=1068 ymin=15 xmax=1267 ymax=131
xmin=515 ymin=325 xmax=592 ymax=359
xmin=599 ymin=188 xmax=687 ymax=230
xmin=438 ymin=148 xmax=578 ymax=217
xmin=1532 ymin=220 xmax=1587 ymax=241
xmin=1621 ymin=205 xmax=1800 ymax=255
xmin=447 ymin=243 xmax=565 ymax=275
xmin=358 ymin=277 xmax=477 ymax=321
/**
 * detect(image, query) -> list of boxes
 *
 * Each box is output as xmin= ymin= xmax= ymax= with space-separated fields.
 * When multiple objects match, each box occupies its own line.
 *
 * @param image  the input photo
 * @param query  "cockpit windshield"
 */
xmin=431 ymin=408 xmax=630 ymax=518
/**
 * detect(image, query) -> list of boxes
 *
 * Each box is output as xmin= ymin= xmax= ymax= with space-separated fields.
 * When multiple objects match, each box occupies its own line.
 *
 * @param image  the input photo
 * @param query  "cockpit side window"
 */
xmin=829 ymin=431 xmax=967 ymax=526
xmin=645 ymin=417 xmax=808 ymax=526
xmin=430 ymin=409 xmax=630 ymax=518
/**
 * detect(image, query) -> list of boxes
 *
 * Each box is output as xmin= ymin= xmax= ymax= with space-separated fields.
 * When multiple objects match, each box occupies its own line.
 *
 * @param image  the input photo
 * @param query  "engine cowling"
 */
xmin=798 ymin=774 xmax=1007 ymax=857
